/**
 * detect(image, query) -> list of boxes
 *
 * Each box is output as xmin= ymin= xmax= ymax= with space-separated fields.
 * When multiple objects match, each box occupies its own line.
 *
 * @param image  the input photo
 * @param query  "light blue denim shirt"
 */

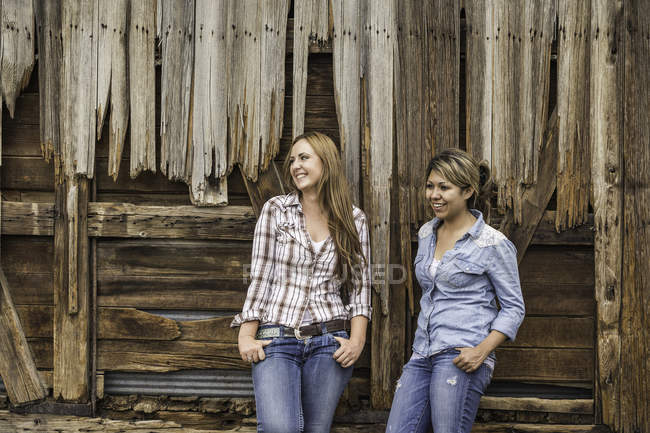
xmin=412 ymin=209 xmax=525 ymax=361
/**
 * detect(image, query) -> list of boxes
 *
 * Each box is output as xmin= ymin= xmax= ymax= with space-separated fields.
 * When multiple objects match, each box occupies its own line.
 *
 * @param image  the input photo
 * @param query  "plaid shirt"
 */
xmin=231 ymin=192 xmax=372 ymax=328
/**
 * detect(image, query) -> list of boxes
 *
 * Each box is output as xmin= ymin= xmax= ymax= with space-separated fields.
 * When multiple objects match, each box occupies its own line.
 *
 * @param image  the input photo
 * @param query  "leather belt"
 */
xmin=256 ymin=319 xmax=350 ymax=340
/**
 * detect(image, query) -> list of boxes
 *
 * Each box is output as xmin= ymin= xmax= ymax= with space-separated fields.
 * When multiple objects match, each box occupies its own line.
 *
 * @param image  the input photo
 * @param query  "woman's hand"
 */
xmin=453 ymin=346 xmax=487 ymax=373
xmin=238 ymin=335 xmax=271 ymax=363
xmin=333 ymin=336 xmax=364 ymax=368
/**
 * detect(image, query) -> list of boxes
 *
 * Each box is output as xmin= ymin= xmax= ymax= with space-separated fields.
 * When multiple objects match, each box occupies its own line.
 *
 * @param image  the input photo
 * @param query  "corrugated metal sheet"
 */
xmin=104 ymin=369 xmax=254 ymax=397
xmin=141 ymin=310 xmax=234 ymax=321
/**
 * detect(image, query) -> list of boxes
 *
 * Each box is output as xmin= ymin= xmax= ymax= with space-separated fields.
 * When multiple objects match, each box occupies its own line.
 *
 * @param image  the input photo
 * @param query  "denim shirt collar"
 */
xmin=428 ymin=209 xmax=485 ymax=241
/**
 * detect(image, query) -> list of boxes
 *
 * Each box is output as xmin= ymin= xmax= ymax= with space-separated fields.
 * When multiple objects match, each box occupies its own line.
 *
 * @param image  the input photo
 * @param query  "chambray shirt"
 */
xmin=412 ymin=210 xmax=525 ymax=361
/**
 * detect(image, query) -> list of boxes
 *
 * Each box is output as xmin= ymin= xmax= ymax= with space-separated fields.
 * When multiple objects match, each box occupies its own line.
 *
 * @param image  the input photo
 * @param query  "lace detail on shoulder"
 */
xmin=472 ymin=224 xmax=506 ymax=248
xmin=418 ymin=221 xmax=434 ymax=239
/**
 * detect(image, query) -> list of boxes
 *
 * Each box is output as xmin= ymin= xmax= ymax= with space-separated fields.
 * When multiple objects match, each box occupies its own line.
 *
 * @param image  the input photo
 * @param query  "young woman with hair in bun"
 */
xmin=386 ymin=149 xmax=525 ymax=433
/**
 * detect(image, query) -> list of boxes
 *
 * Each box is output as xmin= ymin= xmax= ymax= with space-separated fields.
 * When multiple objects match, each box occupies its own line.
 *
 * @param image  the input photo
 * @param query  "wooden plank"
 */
xmin=479 ymin=397 xmax=593 ymax=414
xmin=521 ymin=282 xmax=594 ymax=316
xmin=0 ymin=269 xmax=47 ymax=404
xmin=34 ymin=1 xmax=62 ymax=162
xmin=61 ymin=0 xmax=98 ymax=178
xmin=622 ymin=1 xmax=650 ymax=431
xmin=590 ymin=0 xmax=624 ymax=427
xmin=1 ymin=157 xmax=54 ymax=191
xmin=331 ymin=0 xmax=362 ymax=203
xmin=87 ymin=203 xmax=256 ymax=239
xmin=241 ymin=161 xmax=285 ymax=217
xmin=190 ymin=0 xmax=229 ymax=206
xmin=98 ymin=308 xmax=180 ymax=340
xmin=177 ymin=316 xmax=238 ymax=342
xmin=159 ymin=0 xmax=194 ymax=182
xmin=493 ymin=348 xmax=593 ymax=382
xmin=519 ymin=246 xmax=594 ymax=285
xmin=502 ymin=317 xmax=593 ymax=349
xmin=0 ymin=0 xmax=36 ymax=121
xmin=556 ymin=0 xmax=591 ymax=231
xmin=53 ymin=177 xmax=90 ymax=402
xmin=1 ymin=201 xmax=54 ymax=236
xmin=471 ymin=424 xmax=611 ymax=433
xmin=500 ymin=107 xmax=558 ymax=263
xmin=285 ymin=53 xmax=335 ymax=97
xmin=98 ymin=285 xmax=246 ymax=311
xmin=16 ymin=306 xmax=53 ymax=339
xmin=128 ymin=0 xmax=157 ymax=178
xmin=292 ymin=0 xmax=329 ymax=138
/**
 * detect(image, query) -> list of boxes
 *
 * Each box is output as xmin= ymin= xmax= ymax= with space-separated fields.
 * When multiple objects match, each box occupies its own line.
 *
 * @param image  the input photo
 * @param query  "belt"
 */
xmin=256 ymin=319 xmax=350 ymax=340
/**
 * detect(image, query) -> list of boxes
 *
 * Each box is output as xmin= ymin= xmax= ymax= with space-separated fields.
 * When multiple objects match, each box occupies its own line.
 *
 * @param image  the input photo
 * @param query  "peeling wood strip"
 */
xmin=190 ymin=0 xmax=229 ymax=206
xmin=129 ymin=0 xmax=157 ymax=178
xmin=590 ymin=0 xmax=624 ymax=427
xmin=331 ymin=0 xmax=362 ymax=204
xmin=556 ymin=0 xmax=591 ymax=231
xmin=34 ymin=1 xmax=62 ymax=163
xmin=159 ymin=0 xmax=195 ymax=181
xmin=66 ymin=181 xmax=79 ymax=315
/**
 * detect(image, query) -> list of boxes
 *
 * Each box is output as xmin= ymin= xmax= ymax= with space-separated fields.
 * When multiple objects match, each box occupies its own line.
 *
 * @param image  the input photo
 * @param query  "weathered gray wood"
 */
xmin=61 ymin=0 xmax=98 ymax=178
xmin=34 ymin=1 xmax=61 ymax=163
xmin=1 ymin=0 xmax=36 ymax=120
xmin=590 ymin=0 xmax=624 ymax=427
xmin=87 ymin=203 xmax=256 ymax=239
xmin=128 ymin=0 xmax=157 ymax=178
xmin=96 ymin=0 xmax=129 ymax=181
xmin=0 ymin=269 xmax=47 ymax=404
xmin=292 ymin=0 xmax=329 ymax=138
xmin=365 ymin=0 xmax=395 ymax=315
xmin=331 ymin=0 xmax=362 ymax=204
xmin=1 ymin=201 xmax=54 ymax=236
xmin=159 ymin=0 xmax=194 ymax=181
xmin=190 ymin=0 xmax=229 ymax=206
xmin=622 ymin=1 xmax=650 ymax=431
xmin=98 ymin=308 xmax=180 ymax=340
xmin=556 ymin=0 xmax=591 ymax=231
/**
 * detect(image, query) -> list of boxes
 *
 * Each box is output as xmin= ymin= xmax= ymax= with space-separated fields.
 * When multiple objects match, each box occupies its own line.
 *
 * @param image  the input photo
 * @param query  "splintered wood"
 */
xmin=293 ymin=0 xmax=329 ymax=138
xmin=556 ymin=0 xmax=591 ymax=231
xmin=128 ymin=0 xmax=157 ymax=178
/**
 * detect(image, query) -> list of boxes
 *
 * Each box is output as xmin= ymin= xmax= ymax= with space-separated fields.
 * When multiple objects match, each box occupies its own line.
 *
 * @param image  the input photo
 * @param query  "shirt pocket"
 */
xmin=448 ymin=257 xmax=485 ymax=288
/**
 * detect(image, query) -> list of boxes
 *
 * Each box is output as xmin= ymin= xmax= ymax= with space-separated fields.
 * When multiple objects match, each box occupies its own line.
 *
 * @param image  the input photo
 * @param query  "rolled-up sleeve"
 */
xmin=487 ymin=238 xmax=525 ymax=341
xmin=230 ymin=200 xmax=277 ymax=327
xmin=346 ymin=213 xmax=372 ymax=320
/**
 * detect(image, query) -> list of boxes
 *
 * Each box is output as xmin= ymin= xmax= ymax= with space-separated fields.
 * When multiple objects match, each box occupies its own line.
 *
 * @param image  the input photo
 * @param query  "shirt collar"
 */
xmin=283 ymin=191 xmax=302 ymax=210
xmin=429 ymin=209 xmax=485 ymax=239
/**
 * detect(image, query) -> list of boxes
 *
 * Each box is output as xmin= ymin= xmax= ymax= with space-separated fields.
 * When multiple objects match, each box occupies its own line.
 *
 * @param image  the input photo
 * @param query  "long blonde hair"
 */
xmin=283 ymin=132 xmax=365 ymax=293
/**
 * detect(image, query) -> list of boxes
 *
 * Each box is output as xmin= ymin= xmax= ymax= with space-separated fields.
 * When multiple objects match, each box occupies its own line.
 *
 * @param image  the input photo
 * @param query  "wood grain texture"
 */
xmin=190 ymin=0 xmax=229 ymax=206
xmin=590 ymin=0 xmax=624 ymax=427
xmin=331 ymin=0 xmax=362 ymax=203
xmin=128 ymin=0 xmax=157 ymax=178
xmin=61 ymin=0 xmax=98 ymax=178
xmin=556 ymin=0 xmax=591 ymax=231
xmin=292 ymin=0 xmax=329 ymax=139
xmin=87 ymin=202 xmax=255 ymax=239
xmin=0 ymin=269 xmax=47 ymax=404
xmin=479 ymin=397 xmax=593 ymax=414
xmin=622 ymin=1 xmax=650 ymax=430
xmin=159 ymin=0 xmax=194 ymax=182
xmin=98 ymin=308 xmax=180 ymax=340
xmin=34 ymin=1 xmax=61 ymax=162
xmin=493 ymin=348 xmax=593 ymax=382
xmin=241 ymin=160 xmax=285 ymax=217
xmin=1 ymin=201 xmax=54 ymax=236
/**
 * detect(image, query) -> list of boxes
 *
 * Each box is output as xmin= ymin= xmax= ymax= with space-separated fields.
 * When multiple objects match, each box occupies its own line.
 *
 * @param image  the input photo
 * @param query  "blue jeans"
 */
xmin=386 ymin=350 xmax=493 ymax=433
xmin=252 ymin=329 xmax=353 ymax=433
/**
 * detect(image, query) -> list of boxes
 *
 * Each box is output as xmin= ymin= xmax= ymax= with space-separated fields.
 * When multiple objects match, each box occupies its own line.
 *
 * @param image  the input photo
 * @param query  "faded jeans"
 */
xmin=386 ymin=350 xmax=493 ymax=433
xmin=251 ymin=328 xmax=353 ymax=433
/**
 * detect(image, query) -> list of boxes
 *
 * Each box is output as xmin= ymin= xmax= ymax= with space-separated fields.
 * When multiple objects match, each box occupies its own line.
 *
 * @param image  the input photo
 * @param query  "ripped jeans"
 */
xmin=386 ymin=350 xmax=493 ymax=433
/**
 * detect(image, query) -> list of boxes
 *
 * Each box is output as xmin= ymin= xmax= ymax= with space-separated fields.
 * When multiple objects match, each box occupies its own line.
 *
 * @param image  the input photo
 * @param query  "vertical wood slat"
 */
xmin=61 ymin=0 xmax=98 ymax=178
xmin=97 ymin=0 xmax=129 ymax=181
xmin=190 ymin=0 xmax=229 ymax=206
xmin=331 ymin=0 xmax=362 ymax=204
xmin=556 ymin=0 xmax=591 ymax=231
xmin=159 ymin=0 xmax=195 ymax=181
xmin=591 ymin=0 xmax=624 ymax=427
xmin=34 ymin=0 xmax=62 ymax=163
xmin=292 ymin=0 xmax=329 ymax=138
xmin=128 ymin=0 xmax=157 ymax=178
xmin=622 ymin=0 xmax=650 ymax=431
xmin=54 ymin=176 xmax=91 ymax=402
xmin=0 ymin=0 xmax=36 ymax=119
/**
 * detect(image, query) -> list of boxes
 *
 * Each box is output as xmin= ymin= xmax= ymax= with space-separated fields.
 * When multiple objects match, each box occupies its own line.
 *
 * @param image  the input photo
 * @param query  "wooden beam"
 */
xmin=470 ymin=424 xmax=611 ymax=433
xmin=1 ymin=201 xmax=54 ymax=236
xmin=241 ymin=161 xmax=286 ymax=217
xmin=53 ymin=176 xmax=91 ymax=402
xmin=500 ymin=106 xmax=558 ymax=264
xmin=479 ymin=397 xmax=592 ymax=414
xmin=0 ymin=269 xmax=47 ymax=405
xmin=87 ymin=203 xmax=256 ymax=239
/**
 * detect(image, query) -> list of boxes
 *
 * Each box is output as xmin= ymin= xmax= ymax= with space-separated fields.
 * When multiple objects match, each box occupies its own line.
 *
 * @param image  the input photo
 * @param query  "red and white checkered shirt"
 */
xmin=231 ymin=192 xmax=372 ymax=328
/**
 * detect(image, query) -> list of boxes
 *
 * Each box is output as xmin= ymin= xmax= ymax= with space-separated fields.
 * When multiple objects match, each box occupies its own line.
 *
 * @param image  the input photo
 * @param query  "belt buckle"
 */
xmin=294 ymin=327 xmax=309 ymax=340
